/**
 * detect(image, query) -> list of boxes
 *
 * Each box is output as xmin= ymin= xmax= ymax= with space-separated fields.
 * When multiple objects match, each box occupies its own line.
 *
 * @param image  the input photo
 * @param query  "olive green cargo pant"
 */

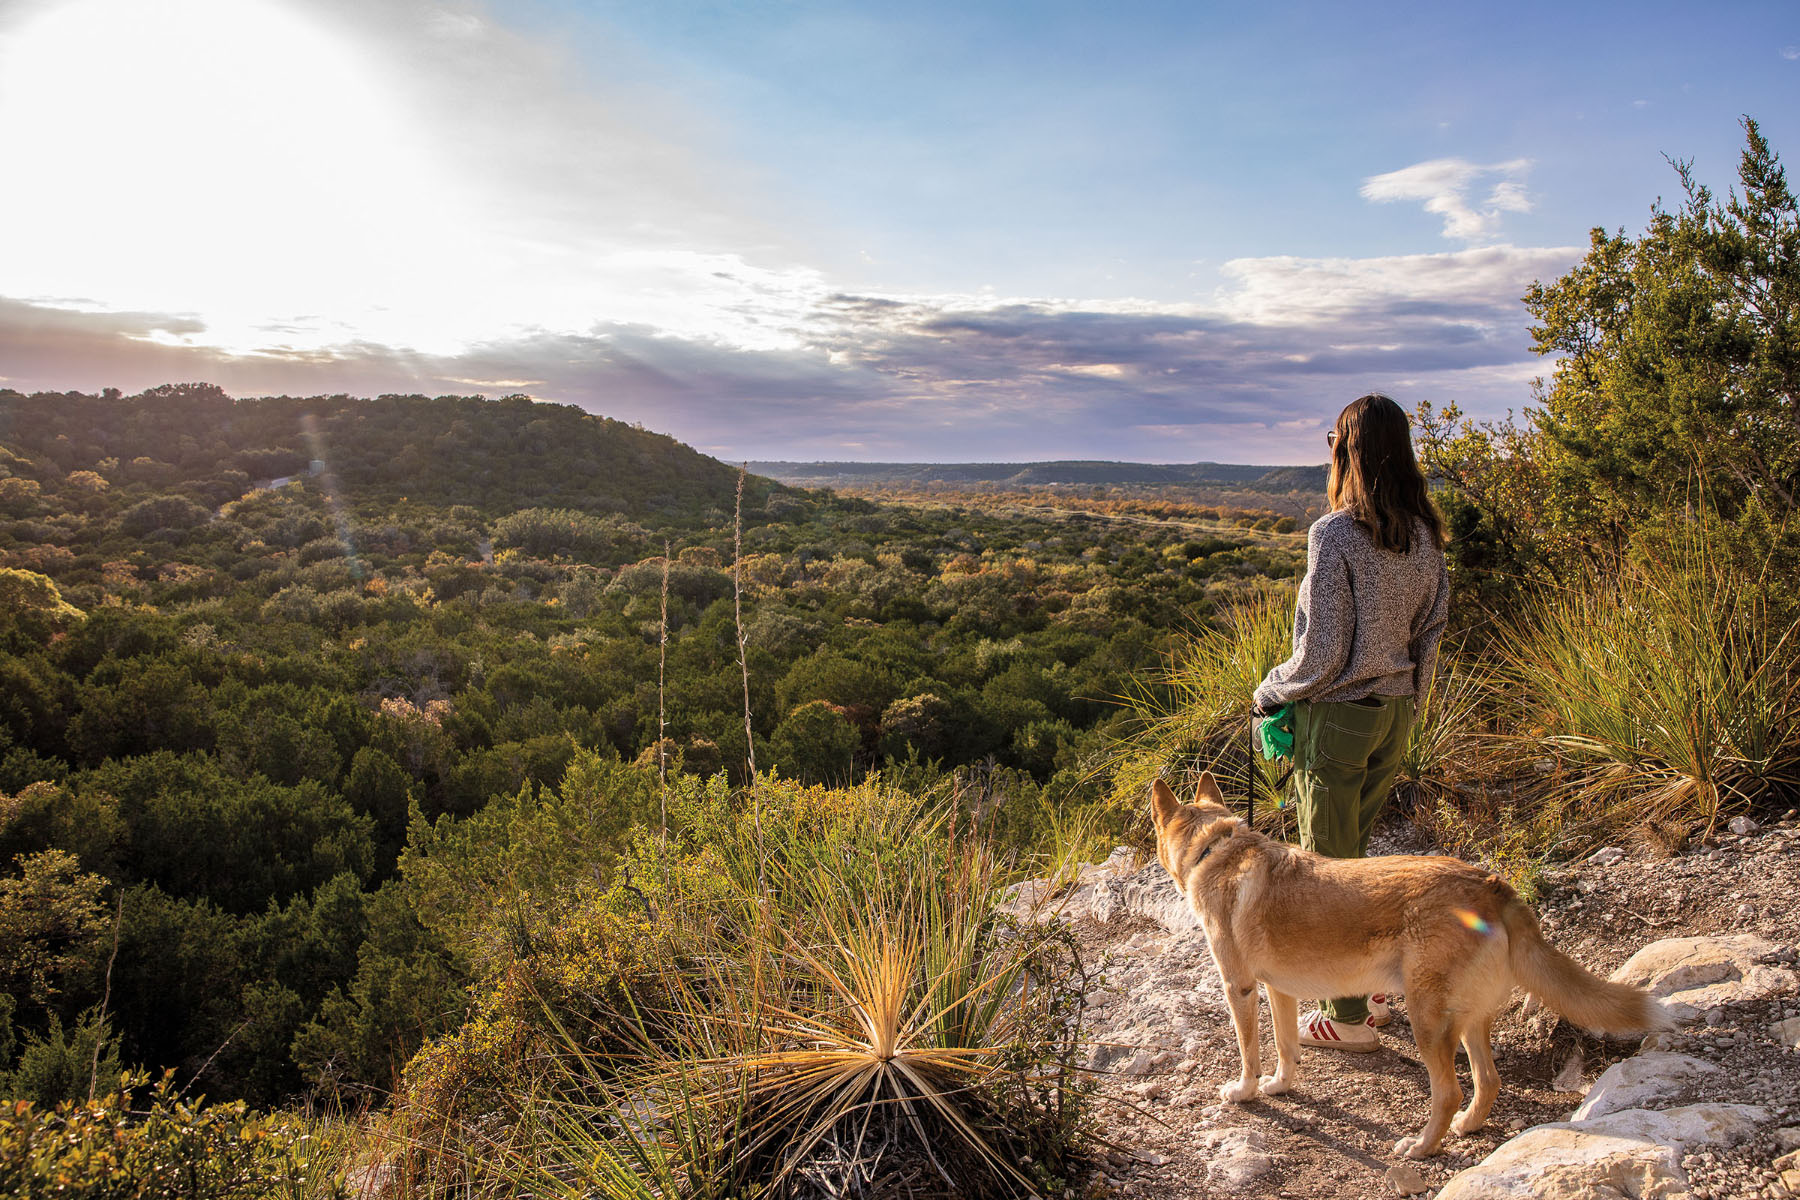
xmin=1291 ymin=694 xmax=1414 ymax=1024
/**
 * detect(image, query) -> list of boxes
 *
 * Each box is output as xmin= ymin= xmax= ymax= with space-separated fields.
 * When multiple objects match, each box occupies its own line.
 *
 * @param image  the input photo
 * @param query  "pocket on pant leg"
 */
xmin=1312 ymin=700 xmax=1387 ymax=769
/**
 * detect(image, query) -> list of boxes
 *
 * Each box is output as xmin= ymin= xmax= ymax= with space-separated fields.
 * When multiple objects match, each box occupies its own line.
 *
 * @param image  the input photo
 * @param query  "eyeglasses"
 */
xmin=1326 ymin=430 xmax=1338 ymax=449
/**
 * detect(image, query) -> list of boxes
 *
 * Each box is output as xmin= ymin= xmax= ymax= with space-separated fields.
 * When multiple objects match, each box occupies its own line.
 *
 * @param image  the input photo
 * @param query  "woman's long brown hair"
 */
xmin=1327 ymin=393 xmax=1445 ymax=554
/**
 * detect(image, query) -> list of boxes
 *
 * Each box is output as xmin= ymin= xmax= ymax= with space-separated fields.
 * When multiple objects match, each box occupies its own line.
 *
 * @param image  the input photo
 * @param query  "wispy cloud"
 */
xmin=1360 ymin=158 xmax=1535 ymax=242
xmin=0 ymin=241 xmax=1581 ymax=463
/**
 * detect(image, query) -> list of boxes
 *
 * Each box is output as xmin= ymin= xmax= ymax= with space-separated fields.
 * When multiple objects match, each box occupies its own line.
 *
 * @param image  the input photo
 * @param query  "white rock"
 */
xmin=1728 ymin=815 xmax=1760 ymax=836
xmin=1773 ymin=1016 xmax=1800 ymax=1050
xmin=1120 ymin=1049 xmax=1156 ymax=1076
xmin=1551 ymin=1049 xmax=1587 ymax=1094
xmin=1588 ymin=846 xmax=1626 ymax=866
xmin=1610 ymin=934 xmax=1798 ymax=1021
xmin=1096 ymin=861 xmax=1206 ymax=934
xmin=1571 ymin=1052 xmax=1721 ymax=1121
xmin=1437 ymin=1104 xmax=1771 ymax=1200
xmin=1198 ymin=1128 xmax=1276 ymax=1191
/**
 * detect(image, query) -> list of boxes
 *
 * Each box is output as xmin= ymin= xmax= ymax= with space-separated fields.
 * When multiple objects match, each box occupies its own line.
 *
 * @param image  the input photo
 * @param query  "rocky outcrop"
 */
xmin=1436 ymin=1104 xmax=1770 ymax=1200
xmin=1571 ymin=1052 xmax=1722 ymax=1121
xmin=1611 ymin=934 xmax=1799 ymax=1024
xmin=1010 ymin=846 xmax=1201 ymax=934
xmin=1439 ymin=933 xmax=1799 ymax=1200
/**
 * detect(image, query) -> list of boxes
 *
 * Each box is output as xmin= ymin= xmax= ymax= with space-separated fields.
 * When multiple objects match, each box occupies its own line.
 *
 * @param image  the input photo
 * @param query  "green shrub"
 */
xmin=0 ymin=1070 xmax=347 ymax=1199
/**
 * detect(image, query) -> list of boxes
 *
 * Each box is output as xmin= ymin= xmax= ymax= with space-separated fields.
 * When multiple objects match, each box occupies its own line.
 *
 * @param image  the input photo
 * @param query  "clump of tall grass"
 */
xmin=1392 ymin=656 xmax=1500 ymax=816
xmin=1496 ymin=533 xmax=1800 ymax=844
xmin=1107 ymin=581 xmax=1296 ymax=829
xmin=385 ymin=773 xmax=1093 ymax=1198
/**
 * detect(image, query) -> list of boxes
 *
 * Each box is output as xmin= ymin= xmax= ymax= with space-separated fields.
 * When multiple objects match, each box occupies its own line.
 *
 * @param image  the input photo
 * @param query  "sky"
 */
xmin=0 ymin=0 xmax=1795 ymax=464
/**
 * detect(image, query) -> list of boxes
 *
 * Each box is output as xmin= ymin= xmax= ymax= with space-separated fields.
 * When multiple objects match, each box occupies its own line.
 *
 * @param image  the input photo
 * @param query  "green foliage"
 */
xmin=1527 ymin=120 xmax=1799 ymax=545
xmin=401 ymin=748 xmax=655 ymax=971
xmin=491 ymin=508 xmax=646 ymax=564
xmin=2 ymin=1008 xmax=124 ymax=1107
xmin=0 ymin=383 xmax=1296 ymax=1108
xmin=0 ymin=567 xmax=84 ymax=649
xmin=767 ymin=699 xmax=860 ymax=784
xmin=0 ymin=849 xmax=108 ymax=1010
xmin=76 ymin=753 xmax=373 ymax=913
xmin=0 ymin=1070 xmax=348 ymax=1199
xmin=1108 ymin=581 xmax=1296 ymax=833
xmin=1425 ymin=119 xmax=1800 ymax=610
xmin=120 ymin=495 xmax=214 ymax=537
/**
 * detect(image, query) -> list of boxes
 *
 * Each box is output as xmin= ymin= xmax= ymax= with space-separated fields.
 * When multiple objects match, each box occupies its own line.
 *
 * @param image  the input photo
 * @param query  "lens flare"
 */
xmin=300 ymin=413 xmax=363 ymax=581
xmin=1453 ymin=908 xmax=1492 ymax=936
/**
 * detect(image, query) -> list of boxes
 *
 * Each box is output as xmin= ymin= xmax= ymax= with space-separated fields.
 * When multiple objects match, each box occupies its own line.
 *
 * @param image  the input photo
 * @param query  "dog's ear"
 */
xmin=1194 ymin=771 xmax=1227 ymax=807
xmin=1150 ymin=779 xmax=1182 ymax=828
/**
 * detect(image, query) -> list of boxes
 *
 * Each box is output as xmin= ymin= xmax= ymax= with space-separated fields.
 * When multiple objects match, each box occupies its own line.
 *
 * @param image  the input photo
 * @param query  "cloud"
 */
xmin=1783 ymin=45 xmax=1799 ymax=61
xmin=0 ymin=238 xmax=1583 ymax=462
xmin=1360 ymin=158 xmax=1536 ymax=242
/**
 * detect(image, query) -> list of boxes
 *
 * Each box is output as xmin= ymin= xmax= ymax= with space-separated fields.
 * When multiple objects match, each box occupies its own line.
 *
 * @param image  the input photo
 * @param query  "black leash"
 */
xmin=1244 ymin=713 xmax=1258 ymax=831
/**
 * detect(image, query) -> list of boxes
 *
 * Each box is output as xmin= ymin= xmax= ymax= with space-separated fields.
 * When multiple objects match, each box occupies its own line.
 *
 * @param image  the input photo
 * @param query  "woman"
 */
xmin=1252 ymin=392 xmax=1449 ymax=1051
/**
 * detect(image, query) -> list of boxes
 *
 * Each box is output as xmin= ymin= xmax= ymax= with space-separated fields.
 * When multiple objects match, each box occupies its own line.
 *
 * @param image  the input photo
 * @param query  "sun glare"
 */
xmin=0 ymin=0 xmax=830 ymax=361
xmin=0 ymin=0 xmax=472 ymax=354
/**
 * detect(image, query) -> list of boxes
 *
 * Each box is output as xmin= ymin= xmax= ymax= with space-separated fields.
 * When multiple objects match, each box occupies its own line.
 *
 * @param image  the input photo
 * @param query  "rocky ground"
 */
xmin=1032 ymin=808 xmax=1800 ymax=1199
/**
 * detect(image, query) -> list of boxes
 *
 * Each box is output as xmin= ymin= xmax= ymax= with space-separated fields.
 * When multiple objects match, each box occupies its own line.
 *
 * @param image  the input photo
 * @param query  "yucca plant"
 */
xmin=1391 ymin=652 xmax=1498 ymax=815
xmin=1497 ymin=531 xmax=1800 ymax=843
xmin=487 ymin=779 xmax=1090 ymax=1199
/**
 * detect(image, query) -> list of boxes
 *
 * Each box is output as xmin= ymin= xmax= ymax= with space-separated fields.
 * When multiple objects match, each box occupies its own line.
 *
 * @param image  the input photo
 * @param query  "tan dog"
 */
xmin=1150 ymin=775 xmax=1672 ymax=1158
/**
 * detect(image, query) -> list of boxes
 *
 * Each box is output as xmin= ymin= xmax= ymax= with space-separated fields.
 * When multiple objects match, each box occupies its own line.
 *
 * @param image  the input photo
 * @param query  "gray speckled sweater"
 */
xmin=1252 ymin=510 xmax=1449 ymax=710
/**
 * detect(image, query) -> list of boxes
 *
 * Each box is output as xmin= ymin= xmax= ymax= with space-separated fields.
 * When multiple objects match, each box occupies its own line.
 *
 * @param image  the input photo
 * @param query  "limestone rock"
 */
xmin=1570 ymin=1051 xmax=1721 ymax=1121
xmin=1091 ymin=858 xmax=1204 ymax=935
xmin=1774 ymin=1015 xmax=1800 ymax=1050
xmin=1198 ymin=1127 xmax=1276 ymax=1192
xmin=1014 ymin=846 xmax=1205 ymax=935
xmin=1436 ymin=1104 xmax=1770 ymax=1200
xmin=1609 ymin=934 xmax=1798 ymax=1021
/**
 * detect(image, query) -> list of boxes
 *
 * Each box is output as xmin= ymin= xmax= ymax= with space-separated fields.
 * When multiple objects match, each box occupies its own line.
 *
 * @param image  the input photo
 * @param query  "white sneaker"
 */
xmin=1369 ymin=993 xmax=1393 ymax=1027
xmin=1299 ymin=1009 xmax=1380 ymax=1052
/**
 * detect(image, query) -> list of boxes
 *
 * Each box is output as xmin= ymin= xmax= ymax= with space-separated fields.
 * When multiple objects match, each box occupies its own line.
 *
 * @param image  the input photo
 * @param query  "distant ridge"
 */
xmin=748 ymin=459 xmax=1326 ymax=492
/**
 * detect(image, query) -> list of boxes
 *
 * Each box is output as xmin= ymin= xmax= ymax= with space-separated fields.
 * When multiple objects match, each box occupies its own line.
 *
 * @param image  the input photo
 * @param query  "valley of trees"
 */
xmin=3 ymin=117 xmax=1795 ymax=1200
xmin=0 ymin=385 xmax=1307 ymax=1108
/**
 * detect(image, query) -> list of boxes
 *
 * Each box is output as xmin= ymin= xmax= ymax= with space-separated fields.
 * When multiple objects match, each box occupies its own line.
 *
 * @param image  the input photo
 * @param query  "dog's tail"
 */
xmin=1503 ymin=899 xmax=1674 ymax=1035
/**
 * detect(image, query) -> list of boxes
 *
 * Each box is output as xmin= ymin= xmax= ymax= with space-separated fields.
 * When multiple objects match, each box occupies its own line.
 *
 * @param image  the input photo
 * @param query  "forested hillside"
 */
xmin=0 ymin=384 xmax=1303 ymax=1109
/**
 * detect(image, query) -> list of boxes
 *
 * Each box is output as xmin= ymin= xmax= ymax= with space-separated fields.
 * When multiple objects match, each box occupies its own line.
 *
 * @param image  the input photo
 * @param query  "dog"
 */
xmin=1150 ymin=775 xmax=1672 ymax=1158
